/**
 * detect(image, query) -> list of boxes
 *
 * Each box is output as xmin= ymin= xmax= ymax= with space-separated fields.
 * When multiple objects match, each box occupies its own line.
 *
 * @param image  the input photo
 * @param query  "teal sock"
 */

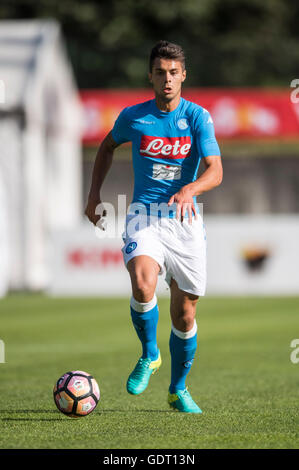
xmin=130 ymin=295 xmax=159 ymax=361
xmin=169 ymin=322 xmax=197 ymax=393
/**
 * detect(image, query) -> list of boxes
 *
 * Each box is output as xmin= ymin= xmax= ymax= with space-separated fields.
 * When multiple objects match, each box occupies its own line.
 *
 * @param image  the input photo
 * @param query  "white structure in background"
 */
xmin=0 ymin=20 xmax=82 ymax=295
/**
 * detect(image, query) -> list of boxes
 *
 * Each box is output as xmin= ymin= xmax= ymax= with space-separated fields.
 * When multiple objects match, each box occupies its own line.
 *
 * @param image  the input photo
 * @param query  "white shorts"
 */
xmin=122 ymin=214 xmax=207 ymax=296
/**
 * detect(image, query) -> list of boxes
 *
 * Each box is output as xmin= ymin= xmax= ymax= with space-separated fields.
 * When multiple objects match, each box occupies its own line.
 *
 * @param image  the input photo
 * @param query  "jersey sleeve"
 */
xmin=194 ymin=108 xmax=221 ymax=157
xmin=111 ymin=107 xmax=131 ymax=144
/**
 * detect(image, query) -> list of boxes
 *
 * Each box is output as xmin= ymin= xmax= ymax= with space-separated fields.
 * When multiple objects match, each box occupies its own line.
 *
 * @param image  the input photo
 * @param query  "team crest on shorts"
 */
xmin=177 ymin=118 xmax=189 ymax=130
xmin=125 ymin=241 xmax=137 ymax=254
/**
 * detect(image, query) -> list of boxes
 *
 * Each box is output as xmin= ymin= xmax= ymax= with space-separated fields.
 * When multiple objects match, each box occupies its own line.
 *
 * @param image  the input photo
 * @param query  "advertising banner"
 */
xmin=80 ymin=89 xmax=299 ymax=145
xmin=48 ymin=216 xmax=299 ymax=296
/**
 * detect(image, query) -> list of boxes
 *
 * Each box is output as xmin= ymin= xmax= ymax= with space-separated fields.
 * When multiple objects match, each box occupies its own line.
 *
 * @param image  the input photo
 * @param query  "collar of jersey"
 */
xmin=152 ymin=97 xmax=183 ymax=118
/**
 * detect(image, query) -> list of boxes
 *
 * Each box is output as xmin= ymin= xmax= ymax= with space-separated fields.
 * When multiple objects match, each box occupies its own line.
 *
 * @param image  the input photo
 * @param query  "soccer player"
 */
xmin=85 ymin=40 xmax=223 ymax=413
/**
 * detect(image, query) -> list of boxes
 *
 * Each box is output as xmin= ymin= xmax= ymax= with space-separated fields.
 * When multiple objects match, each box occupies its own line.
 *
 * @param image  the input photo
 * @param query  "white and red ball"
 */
xmin=53 ymin=370 xmax=100 ymax=418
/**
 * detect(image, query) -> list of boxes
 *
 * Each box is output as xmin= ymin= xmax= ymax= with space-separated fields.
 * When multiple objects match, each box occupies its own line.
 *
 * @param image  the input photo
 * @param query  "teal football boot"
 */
xmin=168 ymin=388 xmax=202 ymax=413
xmin=126 ymin=352 xmax=162 ymax=395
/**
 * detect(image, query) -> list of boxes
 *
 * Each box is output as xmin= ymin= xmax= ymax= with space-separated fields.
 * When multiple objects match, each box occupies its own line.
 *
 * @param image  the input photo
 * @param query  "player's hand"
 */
xmin=84 ymin=196 xmax=107 ymax=229
xmin=168 ymin=187 xmax=198 ymax=224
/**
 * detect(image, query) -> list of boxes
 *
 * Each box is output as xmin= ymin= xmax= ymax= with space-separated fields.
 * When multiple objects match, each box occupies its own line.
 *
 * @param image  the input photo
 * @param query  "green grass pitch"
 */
xmin=0 ymin=294 xmax=299 ymax=449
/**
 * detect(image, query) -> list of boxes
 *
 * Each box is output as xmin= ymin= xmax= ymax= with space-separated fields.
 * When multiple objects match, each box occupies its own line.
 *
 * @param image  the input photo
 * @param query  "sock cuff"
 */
xmin=130 ymin=294 xmax=157 ymax=313
xmin=171 ymin=320 xmax=197 ymax=340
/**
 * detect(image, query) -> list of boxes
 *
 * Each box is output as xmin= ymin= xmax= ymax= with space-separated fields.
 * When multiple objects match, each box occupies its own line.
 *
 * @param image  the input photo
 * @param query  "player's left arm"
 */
xmin=168 ymin=156 xmax=222 ymax=222
xmin=168 ymin=109 xmax=222 ymax=222
xmin=186 ymin=154 xmax=223 ymax=196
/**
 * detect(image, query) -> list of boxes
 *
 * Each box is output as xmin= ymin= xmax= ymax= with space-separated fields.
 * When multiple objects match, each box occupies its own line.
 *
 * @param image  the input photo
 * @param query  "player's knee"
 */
xmin=132 ymin=275 xmax=156 ymax=303
xmin=172 ymin=307 xmax=196 ymax=332
xmin=176 ymin=316 xmax=195 ymax=332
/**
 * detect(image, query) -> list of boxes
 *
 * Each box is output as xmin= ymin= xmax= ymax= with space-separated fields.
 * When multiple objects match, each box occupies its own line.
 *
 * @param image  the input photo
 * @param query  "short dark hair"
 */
xmin=149 ymin=40 xmax=185 ymax=72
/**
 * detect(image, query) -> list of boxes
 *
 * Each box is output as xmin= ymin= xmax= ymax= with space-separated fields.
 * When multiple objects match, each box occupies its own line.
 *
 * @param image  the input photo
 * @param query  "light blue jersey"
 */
xmin=112 ymin=97 xmax=220 ymax=217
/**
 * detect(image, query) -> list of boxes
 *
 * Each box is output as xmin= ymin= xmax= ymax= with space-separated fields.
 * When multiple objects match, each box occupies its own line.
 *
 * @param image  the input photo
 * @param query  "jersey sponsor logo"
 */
xmin=152 ymin=163 xmax=181 ymax=180
xmin=140 ymin=135 xmax=191 ymax=159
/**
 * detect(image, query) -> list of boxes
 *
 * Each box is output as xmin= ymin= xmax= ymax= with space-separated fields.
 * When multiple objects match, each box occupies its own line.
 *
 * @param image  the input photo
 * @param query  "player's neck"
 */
xmin=155 ymin=94 xmax=181 ymax=113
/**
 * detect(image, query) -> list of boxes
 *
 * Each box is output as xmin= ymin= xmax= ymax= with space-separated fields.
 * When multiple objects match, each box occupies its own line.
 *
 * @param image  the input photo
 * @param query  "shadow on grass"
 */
xmin=1 ymin=417 xmax=66 ymax=422
xmin=0 ymin=409 xmax=68 ymax=421
xmin=0 ymin=409 xmax=174 ymax=421
xmin=98 ymin=409 xmax=174 ymax=413
xmin=0 ymin=410 xmax=58 ymax=413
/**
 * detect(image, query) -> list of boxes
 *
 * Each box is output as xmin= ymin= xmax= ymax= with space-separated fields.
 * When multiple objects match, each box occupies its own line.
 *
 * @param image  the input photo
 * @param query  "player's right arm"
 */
xmin=84 ymin=131 xmax=119 ymax=226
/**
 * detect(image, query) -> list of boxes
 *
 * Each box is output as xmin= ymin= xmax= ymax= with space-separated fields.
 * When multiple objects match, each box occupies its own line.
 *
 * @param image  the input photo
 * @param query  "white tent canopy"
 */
xmin=0 ymin=20 xmax=83 ymax=293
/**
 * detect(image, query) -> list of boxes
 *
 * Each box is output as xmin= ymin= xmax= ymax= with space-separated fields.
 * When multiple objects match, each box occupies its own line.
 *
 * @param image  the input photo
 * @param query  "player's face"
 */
xmin=149 ymin=58 xmax=186 ymax=103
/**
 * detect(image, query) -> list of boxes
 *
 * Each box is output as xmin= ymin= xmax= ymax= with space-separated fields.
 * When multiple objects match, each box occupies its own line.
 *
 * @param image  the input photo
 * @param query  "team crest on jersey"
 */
xmin=140 ymin=135 xmax=191 ymax=159
xmin=177 ymin=118 xmax=189 ymax=130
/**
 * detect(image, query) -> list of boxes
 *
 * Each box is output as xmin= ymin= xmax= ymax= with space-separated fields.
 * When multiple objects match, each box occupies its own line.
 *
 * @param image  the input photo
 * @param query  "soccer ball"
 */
xmin=53 ymin=370 xmax=100 ymax=418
